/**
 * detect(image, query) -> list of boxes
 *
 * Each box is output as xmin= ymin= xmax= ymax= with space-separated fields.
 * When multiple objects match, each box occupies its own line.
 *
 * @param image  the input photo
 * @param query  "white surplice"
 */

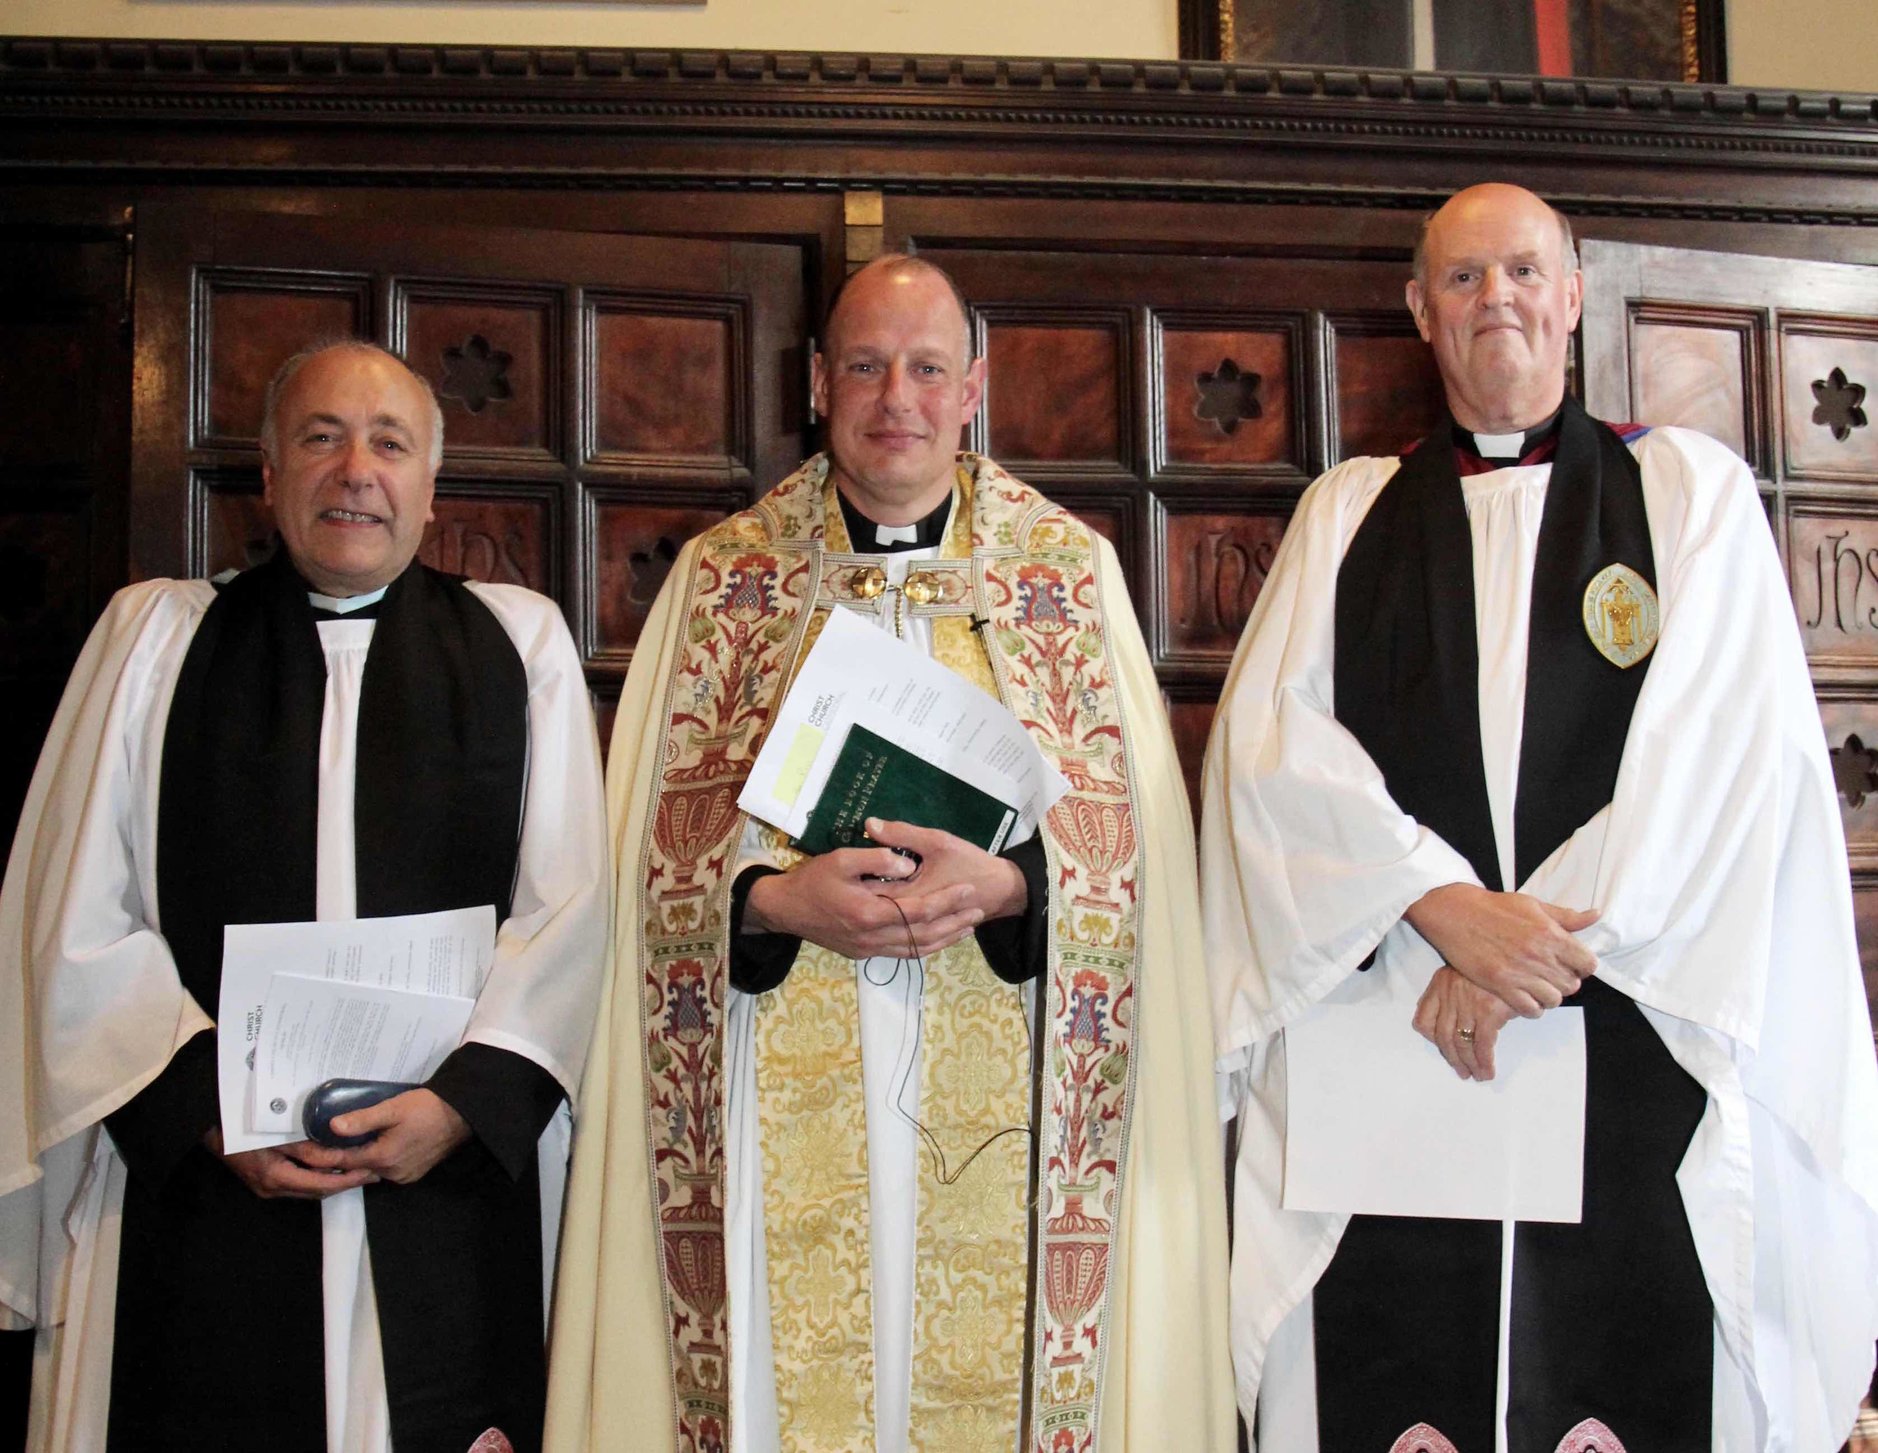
xmin=0 ymin=576 xmax=609 ymax=1453
xmin=1202 ymin=426 xmax=1878 ymax=1450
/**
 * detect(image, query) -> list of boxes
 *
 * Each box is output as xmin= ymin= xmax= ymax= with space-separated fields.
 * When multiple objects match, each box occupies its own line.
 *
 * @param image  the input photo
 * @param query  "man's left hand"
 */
xmin=324 ymin=1087 xmax=471 ymax=1184
xmin=864 ymin=818 xmax=1028 ymax=925
xmin=1412 ymin=966 xmax=1518 ymax=1080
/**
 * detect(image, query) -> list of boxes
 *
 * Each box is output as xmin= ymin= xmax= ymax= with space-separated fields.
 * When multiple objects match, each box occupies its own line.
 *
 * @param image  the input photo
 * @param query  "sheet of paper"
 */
xmin=251 ymin=976 xmax=476 ymax=1135
xmin=1282 ymin=1001 xmax=1586 ymax=1223
xmin=738 ymin=607 xmax=1069 ymax=840
xmin=216 ymin=905 xmax=495 ymax=1152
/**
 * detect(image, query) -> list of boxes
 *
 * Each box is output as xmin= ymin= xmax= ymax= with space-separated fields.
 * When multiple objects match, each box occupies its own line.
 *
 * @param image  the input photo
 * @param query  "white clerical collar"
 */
xmin=873 ymin=522 xmax=920 ymax=546
xmin=307 ymin=585 xmax=389 ymax=614
xmin=1473 ymin=429 xmax=1527 ymax=458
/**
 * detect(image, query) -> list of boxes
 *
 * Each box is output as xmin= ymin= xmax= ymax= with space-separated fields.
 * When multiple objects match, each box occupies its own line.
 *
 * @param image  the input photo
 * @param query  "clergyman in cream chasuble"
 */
xmin=544 ymin=452 xmax=1232 ymax=1453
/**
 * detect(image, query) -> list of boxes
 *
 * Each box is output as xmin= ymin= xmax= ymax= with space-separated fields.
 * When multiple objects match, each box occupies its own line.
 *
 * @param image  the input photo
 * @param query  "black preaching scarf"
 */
xmin=108 ymin=551 xmax=545 ymax=1453
xmin=1311 ymin=397 xmax=1712 ymax=1452
xmin=1332 ymin=393 xmax=1654 ymax=893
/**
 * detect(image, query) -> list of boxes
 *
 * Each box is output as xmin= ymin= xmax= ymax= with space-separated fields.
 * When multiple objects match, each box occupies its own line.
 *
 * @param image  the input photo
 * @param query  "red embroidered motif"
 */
xmin=466 ymin=1431 xmax=514 ymax=1453
xmin=1553 ymin=1417 xmax=1628 ymax=1453
xmin=1388 ymin=1426 xmax=1460 ymax=1453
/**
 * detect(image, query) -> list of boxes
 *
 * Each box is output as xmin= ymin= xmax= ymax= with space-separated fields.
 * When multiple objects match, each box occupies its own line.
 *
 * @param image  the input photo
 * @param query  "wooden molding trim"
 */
xmin=2 ymin=37 xmax=1872 ymax=134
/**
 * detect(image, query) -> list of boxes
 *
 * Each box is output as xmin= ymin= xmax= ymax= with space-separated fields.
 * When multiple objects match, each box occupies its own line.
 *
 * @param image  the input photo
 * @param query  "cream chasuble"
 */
xmin=547 ymin=454 xmax=1234 ymax=1453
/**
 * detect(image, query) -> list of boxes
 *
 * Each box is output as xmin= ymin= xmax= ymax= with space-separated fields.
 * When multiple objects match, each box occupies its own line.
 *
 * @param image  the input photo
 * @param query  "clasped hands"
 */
xmin=208 ymin=1087 xmax=471 ymax=1201
xmin=744 ymin=816 xmax=1026 ymax=962
xmin=1404 ymin=882 xmax=1599 ymax=1082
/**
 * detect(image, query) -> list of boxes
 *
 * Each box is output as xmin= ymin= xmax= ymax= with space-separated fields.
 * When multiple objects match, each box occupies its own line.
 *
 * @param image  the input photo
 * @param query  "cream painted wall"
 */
xmin=4 ymin=0 xmax=1177 ymax=60
xmin=1727 ymin=0 xmax=1877 ymax=93
xmin=6 ymin=0 xmax=1873 ymax=93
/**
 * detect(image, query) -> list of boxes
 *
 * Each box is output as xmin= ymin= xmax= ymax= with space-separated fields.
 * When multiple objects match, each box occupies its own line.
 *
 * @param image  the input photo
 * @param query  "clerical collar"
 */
xmin=307 ymin=584 xmax=387 ymax=614
xmin=836 ymin=486 xmax=952 ymax=553
xmin=1452 ymin=406 xmax=1563 ymax=468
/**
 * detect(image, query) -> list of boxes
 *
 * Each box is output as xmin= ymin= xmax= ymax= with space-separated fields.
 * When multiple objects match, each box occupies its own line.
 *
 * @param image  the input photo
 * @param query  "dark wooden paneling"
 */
xmin=982 ymin=314 xmax=1130 ymax=470
xmin=1330 ymin=322 xmax=1446 ymax=462
xmin=588 ymin=491 xmax=743 ymax=661
xmin=1165 ymin=694 xmax=1219 ymax=818
xmin=590 ymin=302 xmax=740 ymax=466
xmin=1159 ymin=500 xmax=1288 ymax=668
xmin=197 ymin=271 xmax=370 ymax=449
xmin=1156 ymin=316 xmax=1301 ymax=472
xmin=401 ymin=284 xmax=561 ymax=462
xmin=1790 ymin=500 xmax=1878 ymax=669
xmin=422 ymin=488 xmax=556 ymax=594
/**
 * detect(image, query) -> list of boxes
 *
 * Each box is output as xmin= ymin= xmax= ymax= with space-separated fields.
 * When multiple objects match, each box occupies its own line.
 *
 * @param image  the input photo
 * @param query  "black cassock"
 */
xmin=103 ymin=554 xmax=562 ymax=1453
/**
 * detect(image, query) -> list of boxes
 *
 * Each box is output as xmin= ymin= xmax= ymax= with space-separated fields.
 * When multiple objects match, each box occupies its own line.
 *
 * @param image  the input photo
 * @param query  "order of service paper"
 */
xmin=1282 ymin=1000 xmax=1586 ymax=1223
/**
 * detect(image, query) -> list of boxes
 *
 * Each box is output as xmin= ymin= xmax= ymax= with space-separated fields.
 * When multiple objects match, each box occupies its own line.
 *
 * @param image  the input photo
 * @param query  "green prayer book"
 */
xmin=796 ymin=724 xmax=1019 ymax=856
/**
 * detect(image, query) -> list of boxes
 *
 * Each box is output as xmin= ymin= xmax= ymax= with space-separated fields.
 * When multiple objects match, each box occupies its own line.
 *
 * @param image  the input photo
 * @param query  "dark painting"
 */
xmin=1206 ymin=0 xmax=1716 ymax=82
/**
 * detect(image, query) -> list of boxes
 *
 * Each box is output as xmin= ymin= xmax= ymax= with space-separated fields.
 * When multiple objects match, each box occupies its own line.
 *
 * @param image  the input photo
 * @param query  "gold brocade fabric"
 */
xmin=753 ymin=475 xmax=1031 ymax=1452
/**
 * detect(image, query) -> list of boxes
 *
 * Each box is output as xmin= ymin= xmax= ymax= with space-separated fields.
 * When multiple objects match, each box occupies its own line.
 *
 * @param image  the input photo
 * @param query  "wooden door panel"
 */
xmin=196 ymin=270 xmax=372 ymax=449
xmin=422 ymin=489 xmax=557 ymax=595
xmin=1330 ymin=322 xmax=1446 ymax=461
xmin=981 ymin=311 xmax=1131 ymax=472
xmin=588 ymin=490 xmax=744 ymax=663
xmin=136 ymin=202 xmax=811 ymax=695
xmin=1156 ymin=315 xmax=1303 ymax=474
xmin=590 ymin=300 xmax=742 ymax=466
xmin=1787 ymin=500 xmax=1878 ymax=668
xmin=1780 ymin=320 xmax=1878 ymax=481
xmin=400 ymin=282 xmax=563 ymax=461
xmin=1159 ymin=500 xmax=1289 ymax=670
xmin=1581 ymin=238 xmax=1878 ymax=1034
xmin=922 ymin=244 xmax=1446 ymax=810
xmin=1628 ymin=308 xmax=1760 ymax=462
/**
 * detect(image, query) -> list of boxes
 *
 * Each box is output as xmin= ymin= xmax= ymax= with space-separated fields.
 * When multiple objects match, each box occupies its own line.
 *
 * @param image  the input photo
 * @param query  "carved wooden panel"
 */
xmin=587 ymin=491 xmax=743 ymax=662
xmin=981 ymin=311 xmax=1130 ymax=472
xmin=194 ymin=472 xmax=553 ymax=595
xmin=589 ymin=299 xmax=744 ymax=468
xmin=1780 ymin=319 xmax=1878 ymax=482
xmin=196 ymin=270 xmax=371 ymax=450
xmin=399 ymin=283 xmax=560 ymax=462
xmin=193 ymin=469 xmax=273 ymax=579
xmin=1153 ymin=313 xmax=1303 ymax=475
xmin=1628 ymin=304 xmax=1759 ymax=461
xmin=1329 ymin=320 xmax=1446 ymax=462
xmin=1158 ymin=497 xmax=1291 ymax=667
xmin=1821 ymin=696 xmax=1878 ymax=875
xmin=420 ymin=488 xmax=555 ymax=594
xmin=1787 ymin=499 xmax=1878 ymax=672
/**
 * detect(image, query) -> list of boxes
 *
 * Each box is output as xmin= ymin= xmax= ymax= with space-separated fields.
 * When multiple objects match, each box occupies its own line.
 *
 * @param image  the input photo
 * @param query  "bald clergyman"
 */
xmin=1202 ymin=184 xmax=1878 ymax=1450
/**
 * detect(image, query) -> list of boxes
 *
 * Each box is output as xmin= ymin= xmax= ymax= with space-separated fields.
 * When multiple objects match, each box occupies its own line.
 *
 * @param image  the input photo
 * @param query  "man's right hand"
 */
xmin=205 ymin=1126 xmax=378 ymax=1200
xmin=744 ymin=845 xmax=981 ymax=960
xmin=1403 ymin=882 xmax=1599 ymax=1018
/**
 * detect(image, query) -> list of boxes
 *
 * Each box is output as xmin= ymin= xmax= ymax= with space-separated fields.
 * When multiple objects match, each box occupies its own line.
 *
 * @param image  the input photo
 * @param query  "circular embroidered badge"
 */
xmin=1581 ymin=563 xmax=1660 ymax=669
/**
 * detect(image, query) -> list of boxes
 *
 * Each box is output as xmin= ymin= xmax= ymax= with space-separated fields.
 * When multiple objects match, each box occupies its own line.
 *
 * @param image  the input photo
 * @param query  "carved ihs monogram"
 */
xmin=1180 ymin=522 xmax=1280 ymax=640
xmin=1802 ymin=529 xmax=1878 ymax=635
xmin=421 ymin=520 xmax=530 ymax=586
